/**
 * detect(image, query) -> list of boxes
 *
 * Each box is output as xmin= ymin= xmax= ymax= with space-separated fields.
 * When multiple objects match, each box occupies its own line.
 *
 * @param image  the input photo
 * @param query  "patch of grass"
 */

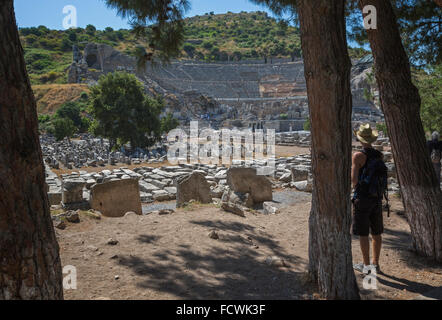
xmin=50 ymin=208 xmax=65 ymax=216
xmin=182 ymin=201 xmax=201 ymax=211
xmin=182 ymin=201 xmax=215 ymax=211
xmin=392 ymin=192 xmax=402 ymax=200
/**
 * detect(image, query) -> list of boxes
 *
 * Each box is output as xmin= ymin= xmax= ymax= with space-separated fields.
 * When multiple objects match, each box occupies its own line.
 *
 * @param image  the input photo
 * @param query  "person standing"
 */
xmin=427 ymin=131 xmax=442 ymax=185
xmin=351 ymin=124 xmax=388 ymax=274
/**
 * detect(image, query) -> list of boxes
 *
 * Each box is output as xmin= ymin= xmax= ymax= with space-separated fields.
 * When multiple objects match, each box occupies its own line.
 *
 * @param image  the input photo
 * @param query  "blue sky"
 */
xmin=14 ymin=0 xmax=275 ymax=30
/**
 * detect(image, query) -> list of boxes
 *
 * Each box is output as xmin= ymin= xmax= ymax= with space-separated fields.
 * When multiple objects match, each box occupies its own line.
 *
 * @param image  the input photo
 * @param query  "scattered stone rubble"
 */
xmin=219 ymin=167 xmax=274 ymax=216
xmin=275 ymin=131 xmax=311 ymax=147
xmin=40 ymin=134 xmax=167 ymax=171
xmin=44 ymin=134 xmax=401 ymax=217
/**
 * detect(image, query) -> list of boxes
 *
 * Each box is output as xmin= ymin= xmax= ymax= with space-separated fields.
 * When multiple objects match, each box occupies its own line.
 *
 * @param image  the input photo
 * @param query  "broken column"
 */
xmin=62 ymin=178 xmax=89 ymax=210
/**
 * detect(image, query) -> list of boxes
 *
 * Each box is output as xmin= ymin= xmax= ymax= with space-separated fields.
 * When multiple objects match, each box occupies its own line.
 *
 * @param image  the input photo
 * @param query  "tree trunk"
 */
xmin=0 ymin=1 xmax=63 ymax=299
xmin=298 ymin=0 xmax=360 ymax=299
xmin=359 ymin=0 xmax=442 ymax=262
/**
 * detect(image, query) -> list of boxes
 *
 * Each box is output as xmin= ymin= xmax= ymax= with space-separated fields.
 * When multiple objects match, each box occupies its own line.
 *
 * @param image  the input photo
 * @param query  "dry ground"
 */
xmin=275 ymin=145 xmax=310 ymax=158
xmin=33 ymin=84 xmax=89 ymax=114
xmin=58 ymin=194 xmax=442 ymax=300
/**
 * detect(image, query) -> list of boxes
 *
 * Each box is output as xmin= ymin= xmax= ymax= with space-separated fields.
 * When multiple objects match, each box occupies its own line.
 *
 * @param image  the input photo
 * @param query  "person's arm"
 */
xmin=426 ymin=141 xmax=432 ymax=155
xmin=438 ymin=142 xmax=442 ymax=162
xmin=351 ymin=152 xmax=365 ymax=189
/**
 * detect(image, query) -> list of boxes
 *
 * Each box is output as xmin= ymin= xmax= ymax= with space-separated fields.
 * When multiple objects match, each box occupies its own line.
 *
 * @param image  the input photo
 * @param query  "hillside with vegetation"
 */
xmin=182 ymin=11 xmax=301 ymax=62
xmin=20 ymin=11 xmax=369 ymax=86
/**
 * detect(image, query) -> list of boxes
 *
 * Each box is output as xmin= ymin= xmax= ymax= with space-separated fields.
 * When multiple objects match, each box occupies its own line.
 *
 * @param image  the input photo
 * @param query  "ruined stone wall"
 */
xmin=143 ymin=60 xmax=307 ymax=100
xmin=67 ymin=44 xmax=382 ymax=125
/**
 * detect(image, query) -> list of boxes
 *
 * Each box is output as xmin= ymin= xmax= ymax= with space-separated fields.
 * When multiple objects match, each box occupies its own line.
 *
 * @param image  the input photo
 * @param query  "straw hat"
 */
xmin=354 ymin=123 xmax=378 ymax=144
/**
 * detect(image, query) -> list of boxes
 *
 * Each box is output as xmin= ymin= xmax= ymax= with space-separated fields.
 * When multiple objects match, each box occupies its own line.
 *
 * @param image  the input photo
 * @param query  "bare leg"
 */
xmin=359 ymin=236 xmax=370 ymax=265
xmin=372 ymin=235 xmax=382 ymax=265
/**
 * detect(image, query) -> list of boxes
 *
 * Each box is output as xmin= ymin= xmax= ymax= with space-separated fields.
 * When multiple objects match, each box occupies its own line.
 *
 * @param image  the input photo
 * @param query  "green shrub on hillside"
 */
xmin=52 ymin=118 xmax=77 ymax=141
xmin=39 ymin=72 xmax=60 ymax=83
xmin=86 ymin=24 xmax=97 ymax=36
xmin=80 ymin=92 xmax=89 ymax=101
xmin=24 ymin=50 xmax=54 ymax=72
xmin=89 ymin=72 xmax=164 ymax=149
xmin=303 ymin=119 xmax=311 ymax=131
xmin=415 ymin=65 xmax=442 ymax=133
xmin=376 ymin=123 xmax=388 ymax=136
xmin=38 ymin=99 xmax=91 ymax=135
xmin=161 ymin=113 xmax=180 ymax=133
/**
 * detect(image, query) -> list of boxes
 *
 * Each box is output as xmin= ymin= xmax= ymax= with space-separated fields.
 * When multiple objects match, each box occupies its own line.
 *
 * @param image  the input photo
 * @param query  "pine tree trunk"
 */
xmin=298 ymin=0 xmax=360 ymax=299
xmin=0 ymin=0 xmax=63 ymax=299
xmin=359 ymin=0 xmax=442 ymax=262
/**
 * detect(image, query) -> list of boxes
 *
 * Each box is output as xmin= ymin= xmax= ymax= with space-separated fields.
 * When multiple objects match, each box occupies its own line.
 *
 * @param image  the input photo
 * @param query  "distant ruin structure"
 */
xmin=67 ymin=43 xmax=383 ymax=131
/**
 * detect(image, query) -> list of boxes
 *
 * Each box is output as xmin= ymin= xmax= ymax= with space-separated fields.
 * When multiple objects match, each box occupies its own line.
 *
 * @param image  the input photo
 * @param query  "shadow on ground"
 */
xmin=378 ymin=273 xmax=437 ymax=295
xmin=383 ymin=227 xmax=442 ymax=271
xmin=117 ymin=219 xmax=311 ymax=299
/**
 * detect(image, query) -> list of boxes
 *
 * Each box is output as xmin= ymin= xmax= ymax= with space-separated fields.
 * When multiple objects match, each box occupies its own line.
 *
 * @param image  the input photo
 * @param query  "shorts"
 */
xmin=352 ymin=197 xmax=383 ymax=236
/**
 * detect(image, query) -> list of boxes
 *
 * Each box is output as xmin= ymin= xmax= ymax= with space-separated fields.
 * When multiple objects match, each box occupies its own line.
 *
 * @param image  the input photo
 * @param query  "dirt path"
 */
xmin=58 ymin=195 xmax=442 ymax=300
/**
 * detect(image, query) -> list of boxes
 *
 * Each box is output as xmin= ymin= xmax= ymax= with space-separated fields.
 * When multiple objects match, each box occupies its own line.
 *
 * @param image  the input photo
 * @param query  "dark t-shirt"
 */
xmin=427 ymin=140 xmax=442 ymax=155
xmin=358 ymin=147 xmax=382 ymax=178
xmin=354 ymin=147 xmax=383 ymax=200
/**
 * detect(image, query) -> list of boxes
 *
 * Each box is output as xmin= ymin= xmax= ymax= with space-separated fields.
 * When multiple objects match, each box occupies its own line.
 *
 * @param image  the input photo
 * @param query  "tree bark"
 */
xmin=298 ymin=0 xmax=360 ymax=299
xmin=0 ymin=1 xmax=63 ymax=299
xmin=359 ymin=0 xmax=442 ymax=262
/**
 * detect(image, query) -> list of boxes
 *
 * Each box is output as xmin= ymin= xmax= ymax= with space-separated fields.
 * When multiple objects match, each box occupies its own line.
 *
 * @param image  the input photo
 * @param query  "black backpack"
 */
xmin=355 ymin=148 xmax=390 ymax=215
xmin=430 ymin=147 xmax=441 ymax=164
